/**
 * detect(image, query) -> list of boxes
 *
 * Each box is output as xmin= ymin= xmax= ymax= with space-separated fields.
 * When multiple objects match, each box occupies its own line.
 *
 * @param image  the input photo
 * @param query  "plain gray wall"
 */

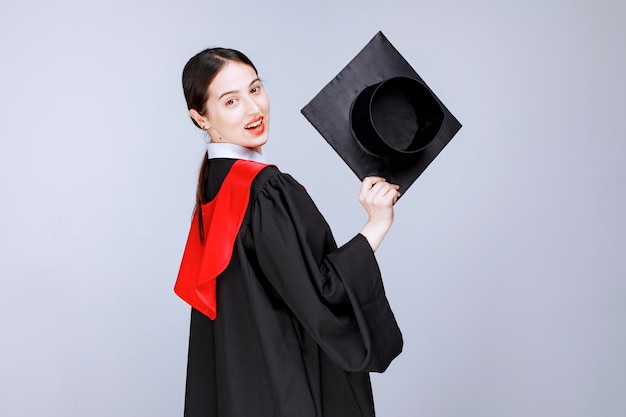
xmin=1 ymin=0 xmax=625 ymax=416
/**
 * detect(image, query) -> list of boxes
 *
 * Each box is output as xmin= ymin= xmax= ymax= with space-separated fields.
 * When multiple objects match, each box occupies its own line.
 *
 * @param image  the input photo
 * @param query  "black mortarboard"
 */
xmin=301 ymin=31 xmax=462 ymax=195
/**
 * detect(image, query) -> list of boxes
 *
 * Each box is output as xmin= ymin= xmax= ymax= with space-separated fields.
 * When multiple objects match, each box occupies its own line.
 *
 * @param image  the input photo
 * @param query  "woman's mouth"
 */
xmin=244 ymin=116 xmax=265 ymax=135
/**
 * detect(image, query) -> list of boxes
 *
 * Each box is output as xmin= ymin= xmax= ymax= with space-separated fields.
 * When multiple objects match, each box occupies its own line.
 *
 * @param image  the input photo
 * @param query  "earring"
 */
xmin=200 ymin=126 xmax=209 ymax=144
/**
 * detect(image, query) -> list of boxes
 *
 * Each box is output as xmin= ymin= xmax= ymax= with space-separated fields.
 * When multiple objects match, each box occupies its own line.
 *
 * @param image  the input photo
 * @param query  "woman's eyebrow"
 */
xmin=218 ymin=78 xmax=261 ymax=101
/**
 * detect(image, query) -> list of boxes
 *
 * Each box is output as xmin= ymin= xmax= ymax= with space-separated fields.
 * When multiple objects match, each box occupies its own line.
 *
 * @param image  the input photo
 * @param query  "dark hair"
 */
xmin=182 ymin=48 xmax=258 ymax=242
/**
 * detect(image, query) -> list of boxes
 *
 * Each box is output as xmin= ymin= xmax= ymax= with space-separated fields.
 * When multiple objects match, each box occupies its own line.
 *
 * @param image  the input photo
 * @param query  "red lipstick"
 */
xmin=244 ymin=116 xmax=264 ymax=135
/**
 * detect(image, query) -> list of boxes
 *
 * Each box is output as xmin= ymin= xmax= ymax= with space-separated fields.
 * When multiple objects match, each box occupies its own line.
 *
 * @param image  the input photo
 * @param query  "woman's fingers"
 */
xmin=360 ymin=177 xmax=401 ymax=206
xmin=360 ymin=176 xmax=386 ymax=195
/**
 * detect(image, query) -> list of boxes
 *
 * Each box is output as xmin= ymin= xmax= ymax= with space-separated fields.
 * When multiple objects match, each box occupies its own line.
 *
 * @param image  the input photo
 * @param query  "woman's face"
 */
xmin=201 ymin=61 xmax=270 ymax=152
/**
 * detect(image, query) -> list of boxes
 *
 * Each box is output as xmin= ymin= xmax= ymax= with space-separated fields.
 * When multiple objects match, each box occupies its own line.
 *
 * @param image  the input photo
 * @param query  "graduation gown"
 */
xmin=179 ymin=151 xmax=403 ymax=417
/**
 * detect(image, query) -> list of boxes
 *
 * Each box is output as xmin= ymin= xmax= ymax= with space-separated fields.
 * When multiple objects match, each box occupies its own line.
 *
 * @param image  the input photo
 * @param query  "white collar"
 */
xmin=206 ymin=143 xmax=266 ymax=163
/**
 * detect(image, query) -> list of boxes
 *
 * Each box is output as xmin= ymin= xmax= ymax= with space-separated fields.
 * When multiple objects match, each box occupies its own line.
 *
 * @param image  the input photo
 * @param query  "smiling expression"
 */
xmin=194 ymin=61 xmax=270 ymax=152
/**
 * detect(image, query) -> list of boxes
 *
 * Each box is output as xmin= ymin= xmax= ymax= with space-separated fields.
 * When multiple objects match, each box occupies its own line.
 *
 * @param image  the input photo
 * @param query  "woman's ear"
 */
xmin=189 ymin=109 xmax=210 ymax=130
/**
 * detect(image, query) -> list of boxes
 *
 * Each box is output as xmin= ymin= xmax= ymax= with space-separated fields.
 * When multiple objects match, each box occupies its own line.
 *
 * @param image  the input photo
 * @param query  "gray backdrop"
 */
xmin=1 ymin=0 xmax=625 ymax=416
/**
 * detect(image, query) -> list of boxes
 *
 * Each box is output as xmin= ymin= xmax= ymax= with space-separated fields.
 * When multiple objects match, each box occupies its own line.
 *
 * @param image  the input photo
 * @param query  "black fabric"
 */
xmin=183 ymin=158 xmax=403 ymax=417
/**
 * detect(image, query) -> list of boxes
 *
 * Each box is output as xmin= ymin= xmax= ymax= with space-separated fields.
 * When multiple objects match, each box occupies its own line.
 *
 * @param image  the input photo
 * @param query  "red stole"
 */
xmin=174 ymin=159 xmax=268 ymax=319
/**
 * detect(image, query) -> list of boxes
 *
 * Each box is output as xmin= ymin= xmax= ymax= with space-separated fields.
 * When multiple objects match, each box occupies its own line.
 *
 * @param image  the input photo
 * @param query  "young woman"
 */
xmin=175 ymin=48 xmax=403 ymax=417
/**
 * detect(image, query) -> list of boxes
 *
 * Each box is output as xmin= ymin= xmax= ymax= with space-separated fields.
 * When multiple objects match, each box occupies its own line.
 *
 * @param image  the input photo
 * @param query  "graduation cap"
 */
xmin=301 ymin=31 xmax=462 ymax=195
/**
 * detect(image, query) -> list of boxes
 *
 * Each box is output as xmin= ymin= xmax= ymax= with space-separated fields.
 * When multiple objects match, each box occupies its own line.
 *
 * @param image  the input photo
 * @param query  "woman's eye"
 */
xmin=225 ymin=98 xmax=236 ymax=106
xmin=251 ymin=85 xmax=261 ymax=94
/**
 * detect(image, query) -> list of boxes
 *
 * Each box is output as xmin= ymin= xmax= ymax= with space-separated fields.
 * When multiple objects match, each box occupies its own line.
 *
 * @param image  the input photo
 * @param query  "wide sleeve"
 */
xmin=248 ymin=171 xmax=403 ymax=373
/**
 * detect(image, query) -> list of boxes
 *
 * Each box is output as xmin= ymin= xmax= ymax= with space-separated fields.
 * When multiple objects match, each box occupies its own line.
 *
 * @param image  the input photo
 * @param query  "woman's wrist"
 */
xmin=359 ymin=218 xmax=393 ymax=252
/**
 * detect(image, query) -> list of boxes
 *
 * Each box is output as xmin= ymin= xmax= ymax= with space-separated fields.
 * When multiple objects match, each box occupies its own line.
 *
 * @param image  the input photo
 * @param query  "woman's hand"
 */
xmin=358 ymin=176 xmax=400 ymax=252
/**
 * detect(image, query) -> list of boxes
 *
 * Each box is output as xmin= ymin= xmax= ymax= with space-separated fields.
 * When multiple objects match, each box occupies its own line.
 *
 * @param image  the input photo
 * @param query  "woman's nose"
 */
xmin=245 ymin=96 xmax=260 ymax=114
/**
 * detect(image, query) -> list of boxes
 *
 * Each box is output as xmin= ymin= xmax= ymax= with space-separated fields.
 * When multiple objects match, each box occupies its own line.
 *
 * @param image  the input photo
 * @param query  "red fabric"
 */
xmin=174 ymin=159 xmax=268 ymax=319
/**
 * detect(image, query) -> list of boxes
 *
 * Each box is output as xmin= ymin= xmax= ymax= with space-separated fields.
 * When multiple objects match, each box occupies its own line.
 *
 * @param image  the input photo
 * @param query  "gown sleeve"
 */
xmin=248 ymin=170 xmax=403 ymax=373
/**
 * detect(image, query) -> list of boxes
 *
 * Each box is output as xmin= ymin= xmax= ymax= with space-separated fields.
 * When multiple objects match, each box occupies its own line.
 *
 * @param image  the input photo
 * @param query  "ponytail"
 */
xmin=195 ymin=152 xmax=210 ymax=243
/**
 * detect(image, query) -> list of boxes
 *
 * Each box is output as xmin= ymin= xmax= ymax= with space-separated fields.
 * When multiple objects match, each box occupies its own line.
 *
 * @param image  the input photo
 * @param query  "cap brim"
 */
xmin=301 ymin=31 xmax=462 ymax=195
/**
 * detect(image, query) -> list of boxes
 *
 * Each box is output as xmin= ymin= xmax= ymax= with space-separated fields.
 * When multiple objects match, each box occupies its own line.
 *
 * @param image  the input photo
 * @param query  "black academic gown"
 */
xmin=183 ymin=158 xmax=403 ymax=417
